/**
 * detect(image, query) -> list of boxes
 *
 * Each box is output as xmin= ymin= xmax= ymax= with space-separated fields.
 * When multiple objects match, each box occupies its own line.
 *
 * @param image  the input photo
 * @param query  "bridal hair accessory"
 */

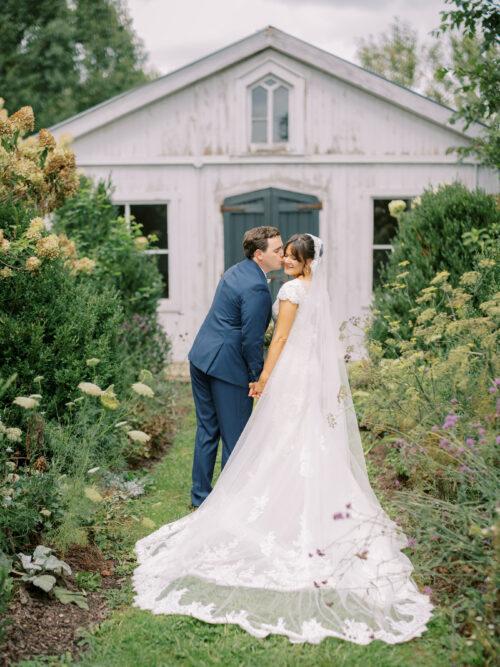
xmin=306 ymin=233 xmax=324 ymax=273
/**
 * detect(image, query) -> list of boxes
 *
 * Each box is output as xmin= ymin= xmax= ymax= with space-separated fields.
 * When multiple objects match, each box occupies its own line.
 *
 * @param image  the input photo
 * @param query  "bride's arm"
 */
xmin=248 ymin=299 xmax=298 ymax=397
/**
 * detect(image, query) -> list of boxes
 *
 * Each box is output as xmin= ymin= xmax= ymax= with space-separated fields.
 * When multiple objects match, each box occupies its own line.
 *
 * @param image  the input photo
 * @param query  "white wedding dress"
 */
xmin=132 ymin=236 xmax=434 ymax=645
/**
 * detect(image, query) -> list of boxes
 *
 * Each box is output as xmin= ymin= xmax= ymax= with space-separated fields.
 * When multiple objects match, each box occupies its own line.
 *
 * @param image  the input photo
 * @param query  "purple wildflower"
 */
xmin=423 ymin=586 xmax=433 ymax=596
xmin=465 ymin=437 xmax=475 ymax=447
xmin=439 ymin=438 xmax=450 ymax=450
xmin=477 ymin=427 xmax=486 ymax=436
xmin=488 ymin=386 xmax=497 ymax=394
xmin=450 ymin=398 xmax=459 ymax=405
xmin=333 ymin=512 xmax=344 ymax=520
xmin=431 ymin=425 xmax=440 ymax=432
xmin=459 ymin=464 xmax=473 ymax=474
xmin=496 ymin=436 xmax=500 ymax=445
xmin=494 ymin=378 xmax=500 ymax=386
xmin=394 ymin=479 xmax=401 ymax=487
xmin=430 ymin=534 xmax=440 ymax=542
xmin=442 ymin=413 xmax=459 ymax=429
xmin=406 ymin=537 xmax=417 ymax=548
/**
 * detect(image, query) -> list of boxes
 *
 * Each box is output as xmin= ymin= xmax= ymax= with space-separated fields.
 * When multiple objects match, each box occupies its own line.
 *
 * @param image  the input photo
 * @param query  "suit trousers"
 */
xmin=190 ymin=362 xmax=253 ymax=506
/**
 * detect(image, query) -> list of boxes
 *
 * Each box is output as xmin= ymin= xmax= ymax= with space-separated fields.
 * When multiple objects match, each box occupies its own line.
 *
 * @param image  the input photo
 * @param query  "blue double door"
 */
xmin=222 ymin=187 xmax=321 ymax=301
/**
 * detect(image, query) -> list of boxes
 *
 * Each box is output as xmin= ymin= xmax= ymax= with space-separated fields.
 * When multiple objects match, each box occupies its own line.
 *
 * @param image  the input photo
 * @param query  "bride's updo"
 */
xmin=283 ymin=234 xmax=315 ymax=275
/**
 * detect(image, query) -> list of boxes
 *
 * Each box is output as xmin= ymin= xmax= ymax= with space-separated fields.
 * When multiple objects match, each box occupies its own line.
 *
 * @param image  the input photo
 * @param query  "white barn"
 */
xmin=51 ymin=26 xmax=498 ymax=361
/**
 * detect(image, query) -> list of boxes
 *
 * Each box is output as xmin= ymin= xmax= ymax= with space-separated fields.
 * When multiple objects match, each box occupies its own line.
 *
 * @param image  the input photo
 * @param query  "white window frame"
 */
xmin=371 ymin=195 xmax=414 ymax=290
xmin=250 ymin=76 xmax=291 ymax=147
xmin=234 ymin=57 xmax=305 ymax=154
xmin=115 ymin=200 xmax=172 ymax=306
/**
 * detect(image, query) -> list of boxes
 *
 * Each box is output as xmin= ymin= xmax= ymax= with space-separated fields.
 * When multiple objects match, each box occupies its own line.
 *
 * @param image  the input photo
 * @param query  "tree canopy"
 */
xmin=0 ymin=0 xmax=155 ymax=130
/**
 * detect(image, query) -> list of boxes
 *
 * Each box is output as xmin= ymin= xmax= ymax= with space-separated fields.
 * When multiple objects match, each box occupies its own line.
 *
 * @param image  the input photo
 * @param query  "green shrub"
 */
xmin=369 ymin=183 xmax=499 ymax=350
xmin=0 ymin=259 xmax=129 ymax=421
xmin=349 ymin=253 xmax=499 ymax=662
xmin=0 ymin=106 xmax=171 ymax=558
xmin=53 ymin=176 xmax=164 ymax=318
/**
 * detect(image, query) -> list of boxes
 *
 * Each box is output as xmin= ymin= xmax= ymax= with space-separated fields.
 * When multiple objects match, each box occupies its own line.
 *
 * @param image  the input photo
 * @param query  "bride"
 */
xmin=132 ymin=233 xmax=434 ymax=645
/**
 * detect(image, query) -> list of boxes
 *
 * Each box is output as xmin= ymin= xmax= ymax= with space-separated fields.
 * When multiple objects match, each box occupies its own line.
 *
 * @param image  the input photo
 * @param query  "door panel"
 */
xmin=223 ymin=188 xmax=320 ymax=301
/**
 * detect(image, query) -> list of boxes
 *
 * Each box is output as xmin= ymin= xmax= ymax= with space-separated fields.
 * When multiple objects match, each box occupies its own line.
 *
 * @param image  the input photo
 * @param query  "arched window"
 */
xmin=250 ymin=77 xmax=290 ymax=145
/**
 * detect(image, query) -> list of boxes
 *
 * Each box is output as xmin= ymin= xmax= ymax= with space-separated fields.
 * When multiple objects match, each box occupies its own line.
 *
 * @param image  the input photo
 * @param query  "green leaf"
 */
xmin=44 ymin=555 xmax=72 ymax=577
xmin=31 ymin=574 xmax=57 ymax=592
xmin=32 ymin=545 xmax=53 ymax=563
xmin=53 ymin=586 xmax=89 ymax=609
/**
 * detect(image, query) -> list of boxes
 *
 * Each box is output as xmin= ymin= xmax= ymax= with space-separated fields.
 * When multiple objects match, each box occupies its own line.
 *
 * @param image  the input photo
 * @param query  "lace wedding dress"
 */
xmin=132 ymin=236 xmax=434 ymax=645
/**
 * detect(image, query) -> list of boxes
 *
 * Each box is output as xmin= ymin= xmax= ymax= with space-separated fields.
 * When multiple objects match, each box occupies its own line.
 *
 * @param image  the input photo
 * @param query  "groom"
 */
xmin=188 ymin=226 xmax=284 ymax=507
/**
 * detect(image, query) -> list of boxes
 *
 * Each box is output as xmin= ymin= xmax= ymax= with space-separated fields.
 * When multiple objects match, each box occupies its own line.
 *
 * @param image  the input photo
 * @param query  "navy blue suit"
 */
xmin=188 ymin=258 xmax=272 ymax=506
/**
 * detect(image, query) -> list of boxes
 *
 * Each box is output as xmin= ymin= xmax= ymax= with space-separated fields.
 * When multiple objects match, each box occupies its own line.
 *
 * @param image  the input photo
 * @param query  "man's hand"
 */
xmin=248 ymin=378 xmax=266 ymax=398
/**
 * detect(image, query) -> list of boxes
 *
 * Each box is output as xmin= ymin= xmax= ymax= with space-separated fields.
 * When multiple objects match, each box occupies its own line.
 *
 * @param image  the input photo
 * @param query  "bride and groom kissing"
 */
xmin=131 ymin=225 xmax=434 ymax=646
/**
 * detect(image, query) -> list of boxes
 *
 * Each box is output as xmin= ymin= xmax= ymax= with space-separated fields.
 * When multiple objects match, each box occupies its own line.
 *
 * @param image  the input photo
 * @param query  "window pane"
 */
xmin=374 ymin=199 xmax=398 ymax=245
xmin=115 ymin=204 xmax=125 ymax=218
xmin=373 ymin=198 xmax=410 ymax=245
xmin=373 ymin=248 xmax=392 ymax=286
xmin=129 ymin=204 xmax=168 ymax=249
xmin=251 ymin=85 xmax=267 ymax=119
xmin=154 ymin=253 xmax=169 ymax=299
xmin=273 ymin=86 xmax=289 ymax=142
xmin=251 ymin=119 xmax=267 ymax=143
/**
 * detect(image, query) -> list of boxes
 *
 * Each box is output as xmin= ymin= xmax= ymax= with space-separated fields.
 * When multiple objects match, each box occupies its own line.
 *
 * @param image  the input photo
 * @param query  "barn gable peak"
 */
xmin=50 ymin=25 xmax=484 ymax=141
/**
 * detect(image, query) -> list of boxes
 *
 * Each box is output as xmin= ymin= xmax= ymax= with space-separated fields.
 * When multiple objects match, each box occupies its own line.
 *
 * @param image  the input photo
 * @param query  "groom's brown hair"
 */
xmin=243 ymin=226 xmax=280 ymax=259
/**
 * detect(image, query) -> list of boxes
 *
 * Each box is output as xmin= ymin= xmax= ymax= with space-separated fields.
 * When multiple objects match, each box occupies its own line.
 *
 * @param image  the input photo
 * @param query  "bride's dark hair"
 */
xmin=283 ymin=234 xmax=315 ymax=269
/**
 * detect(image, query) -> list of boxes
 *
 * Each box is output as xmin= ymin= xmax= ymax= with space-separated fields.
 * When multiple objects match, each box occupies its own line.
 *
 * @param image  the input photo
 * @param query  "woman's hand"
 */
xmin=248 ymin=375 xmax=268 ymax=398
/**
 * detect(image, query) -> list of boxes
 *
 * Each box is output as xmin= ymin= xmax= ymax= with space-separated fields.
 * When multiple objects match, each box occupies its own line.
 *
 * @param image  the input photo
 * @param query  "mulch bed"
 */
xmin=1 ymin=383 xmax=189 ymax=665
xmin=1 ymin=544 xmax=123 ymax=666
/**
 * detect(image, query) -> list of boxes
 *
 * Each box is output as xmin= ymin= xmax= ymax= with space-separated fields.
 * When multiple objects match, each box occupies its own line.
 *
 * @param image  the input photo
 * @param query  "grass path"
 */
xmin=66 ymin=382 xmax=453 ymax=667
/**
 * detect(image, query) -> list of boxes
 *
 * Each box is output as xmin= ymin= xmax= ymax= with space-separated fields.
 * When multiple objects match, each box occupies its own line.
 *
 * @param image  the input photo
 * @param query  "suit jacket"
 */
xmin=188 ymin=259 xmax=272 ymax=388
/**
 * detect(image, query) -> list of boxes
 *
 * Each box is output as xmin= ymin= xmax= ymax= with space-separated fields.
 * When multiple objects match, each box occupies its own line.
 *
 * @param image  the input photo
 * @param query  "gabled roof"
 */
xmin=50 ymin=25 xmax=483 ymax=140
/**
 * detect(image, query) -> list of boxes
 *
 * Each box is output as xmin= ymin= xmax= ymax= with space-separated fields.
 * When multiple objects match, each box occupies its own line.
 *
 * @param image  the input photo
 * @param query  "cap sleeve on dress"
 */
xmin=277 ymin=280 xmax=303 ymax=305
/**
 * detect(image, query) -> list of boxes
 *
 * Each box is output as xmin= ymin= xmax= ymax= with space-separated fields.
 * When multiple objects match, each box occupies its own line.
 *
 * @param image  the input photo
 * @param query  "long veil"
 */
xmin=132 ymin=236 xmax=434 ymax=645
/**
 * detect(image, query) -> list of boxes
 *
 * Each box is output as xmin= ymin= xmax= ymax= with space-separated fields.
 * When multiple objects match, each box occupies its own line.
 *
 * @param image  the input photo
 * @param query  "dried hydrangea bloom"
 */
xmin=44 ymin=148 xmax=76 ymax=176
xmin=25 ymin=256 xmax=41 ymax=272
xmin=71 ymin=257 xmax=96 ymax=274
xmin=25 ymin=217 xmax=46 ymax=240
xmin=9 ymin=106 xmax=35 ymax=133
xmin=35 ymin=234 xmax=60 ymax=259
xmin=57 ymin=233 xmax=77 ymax=257
xmin=38 ymin=128 xmax=56 ymax=150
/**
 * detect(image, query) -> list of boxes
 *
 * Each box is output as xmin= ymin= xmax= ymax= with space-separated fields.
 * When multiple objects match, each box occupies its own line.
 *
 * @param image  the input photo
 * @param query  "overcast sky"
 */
xmin=127 ymin=0 xmax=448 ymax=76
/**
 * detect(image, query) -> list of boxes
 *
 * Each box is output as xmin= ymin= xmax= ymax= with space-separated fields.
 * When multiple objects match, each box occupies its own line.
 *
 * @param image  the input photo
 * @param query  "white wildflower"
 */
xmin=6 ymin=427 xmax=22 ymax=442
xmin=127 ymin=430 xmax=151 ymax=444
xmin=131 ymin=382 xmax=155 ymax=397
xmin=388 ymin=199 xmax=407 ymax=218
xmin=12 ymin=396 xmax=39 ymax=409
xmin=77 ymin=382 xmax=103 ymax=396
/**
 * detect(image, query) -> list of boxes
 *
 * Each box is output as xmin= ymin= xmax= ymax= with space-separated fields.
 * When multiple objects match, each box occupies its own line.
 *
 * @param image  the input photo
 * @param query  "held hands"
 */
xmin=248 ymin=375 xmax=268 ymax=399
